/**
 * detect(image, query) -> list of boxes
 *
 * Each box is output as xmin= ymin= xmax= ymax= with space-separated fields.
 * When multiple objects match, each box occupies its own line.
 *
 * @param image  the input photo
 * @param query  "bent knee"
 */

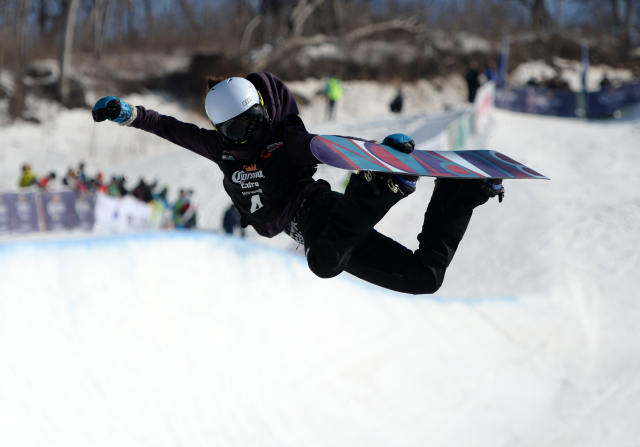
xmin=307 ymin=257 xmax=343 ymax=279
xmin=407 ymin=266 xmax=445 ymax=295
xmin=306 ymin=246 xmax=348 ymax=279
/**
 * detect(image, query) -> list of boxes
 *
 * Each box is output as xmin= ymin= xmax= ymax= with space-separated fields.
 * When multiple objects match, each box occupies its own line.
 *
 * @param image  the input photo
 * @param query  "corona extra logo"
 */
xmin=232 ymin=170 xmax=265 ymax=184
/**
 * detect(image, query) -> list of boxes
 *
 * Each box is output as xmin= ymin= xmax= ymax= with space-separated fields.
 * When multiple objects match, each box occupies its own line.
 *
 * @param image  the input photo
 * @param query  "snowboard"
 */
xmin=311 ymin=135 xmax=548 ymax=180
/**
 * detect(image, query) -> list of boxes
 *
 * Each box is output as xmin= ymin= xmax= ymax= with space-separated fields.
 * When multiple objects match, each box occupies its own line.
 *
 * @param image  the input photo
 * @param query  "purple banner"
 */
xmin=495 ymin=86 xmax=578 ymax=117
xmin=0 ymin=194 xmax=12 ymax=234
xmin=0 ymin=192 xmax=41 ymax=234
xmin=496 ymin=82 xmax=640 ymax=118
xmin=587 ymin=82 xmax=640 ymax=118
xmin=0 ymin=190 xmax=97 ymax=235
xmin=40 ymin=191 xmax=80 ymax=231
xmin=74 ymin=192 xmax=96 ymax=230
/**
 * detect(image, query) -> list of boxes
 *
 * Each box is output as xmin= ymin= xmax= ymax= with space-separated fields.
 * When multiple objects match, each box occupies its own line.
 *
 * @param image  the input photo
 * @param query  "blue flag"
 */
xmin=497 ymin=35 xmax=509 ymax=87
xmin=581 ymin=45 xmax=589 ymax=93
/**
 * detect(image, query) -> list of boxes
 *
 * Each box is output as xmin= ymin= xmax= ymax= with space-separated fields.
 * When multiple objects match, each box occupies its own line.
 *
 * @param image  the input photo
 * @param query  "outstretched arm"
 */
xmin=92 ymin=96 xmax=220 ymax=162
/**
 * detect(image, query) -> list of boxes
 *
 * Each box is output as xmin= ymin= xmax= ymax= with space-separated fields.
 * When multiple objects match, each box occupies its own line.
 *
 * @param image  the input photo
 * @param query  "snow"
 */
xmin=508 ymin=58 xmax=634 ymax=91
xmin=1 ymin=79 xmax=640 ymax=446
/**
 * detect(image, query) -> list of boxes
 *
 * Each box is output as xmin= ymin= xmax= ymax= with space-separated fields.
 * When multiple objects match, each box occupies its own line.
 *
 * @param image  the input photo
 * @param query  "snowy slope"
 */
xmin=1 ymin=86 xmax=640 ymax=445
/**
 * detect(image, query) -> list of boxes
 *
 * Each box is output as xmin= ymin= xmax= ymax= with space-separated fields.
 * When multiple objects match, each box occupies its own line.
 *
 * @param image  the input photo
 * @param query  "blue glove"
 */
xmin=92 ymin=96 xmax=134 ymax=124
xmin=382 ymin=133 xmax=414 ymax=154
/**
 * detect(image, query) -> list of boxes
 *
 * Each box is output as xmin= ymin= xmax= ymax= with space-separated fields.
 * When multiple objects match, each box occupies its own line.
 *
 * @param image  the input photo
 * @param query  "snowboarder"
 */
xmin=92 ymin=72 xmax=503 ymax=295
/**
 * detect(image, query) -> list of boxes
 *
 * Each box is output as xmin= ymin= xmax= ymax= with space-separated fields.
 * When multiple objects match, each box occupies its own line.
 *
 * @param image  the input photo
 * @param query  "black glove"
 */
xmin=382 ymin=133 xmax=415 ymax=154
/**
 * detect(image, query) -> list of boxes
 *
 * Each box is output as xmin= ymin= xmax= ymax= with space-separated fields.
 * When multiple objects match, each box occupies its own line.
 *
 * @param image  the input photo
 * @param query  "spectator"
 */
xmin=173 ymin=189 xmax=188 ymax=227
xmin=18 ymin=164 xmax=37 ymax=188
xmin=93 ymin=172 xmax=108 ymax=194
xmin=389 ymin=87 xmax=404 ymax=114
xmin=132 ymin=178 xmax=153 ymax=203
xmin=107 ymin=176 xmax=120 ymax=196
xmin=222 ymin=203 xmax=245 ymax=237
xmin=117 ymin=176 xmax=128 ymax=196
xmin=325 ymin=76 xmax=343 ymax=120
xmin=77 ymin=162 xmax=87 ymax=185
xmin=600 ymin=74 xmax=613 ymax=90
xmin=181 ymin=189 xmax=197 ymax=229
xmin=465 ymin=60 xmax=481 ymax=103
xmin=153 ymin=185 xmax=170 ymax=209
xmin=62 ymin=167 xmax=79 ymax=190
xmin=150 ymin=185 xmax=173 ymax=229
xmin=484 ymin=61 xmax=497 ymax=82
xmin=38 ymin=171 xmax=57 ymax=190
xmin=526 ymin=77 xmax=539 ymax=87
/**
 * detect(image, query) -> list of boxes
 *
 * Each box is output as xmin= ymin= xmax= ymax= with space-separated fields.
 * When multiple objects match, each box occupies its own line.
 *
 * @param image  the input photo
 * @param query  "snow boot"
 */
xmin=360 ymin=133 xmax=420 ymax=196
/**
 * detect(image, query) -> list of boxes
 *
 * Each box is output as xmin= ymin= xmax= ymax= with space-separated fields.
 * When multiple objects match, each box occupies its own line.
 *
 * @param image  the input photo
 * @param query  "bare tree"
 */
xmin=290 ymin=0 xmax=325 ymax=36
xmin=9 ymin=0 xmax=29 ymax=120
xmin=518 ymin=0 xmax=552 ymax=30
xmin=610 ymin=0 xmax=637 ymax=58
xmin=58 ymin=0 xmax=79 ymax=106
xmin=178 ymin=0 xmax=203 ymax=33
xmin=143 ymin=0 xmax=154 ymax=37
xmin=88 ymin=0 xmax=110 ymax=59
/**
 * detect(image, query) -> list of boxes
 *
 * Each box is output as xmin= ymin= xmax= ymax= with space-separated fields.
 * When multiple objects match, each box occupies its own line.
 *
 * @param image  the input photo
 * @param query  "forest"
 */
xmin=1 ymin=0 xmax=639 ymax=116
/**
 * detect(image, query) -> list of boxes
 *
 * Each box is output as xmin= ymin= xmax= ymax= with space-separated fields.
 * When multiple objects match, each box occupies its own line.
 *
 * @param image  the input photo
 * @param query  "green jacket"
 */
xmin=326 ymin=78 xmax=343 ymax=101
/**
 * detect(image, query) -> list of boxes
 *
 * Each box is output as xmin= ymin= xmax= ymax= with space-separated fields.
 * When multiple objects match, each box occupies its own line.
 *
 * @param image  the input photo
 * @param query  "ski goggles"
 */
xmin=216 ymin=104 xmax=267 ymax=144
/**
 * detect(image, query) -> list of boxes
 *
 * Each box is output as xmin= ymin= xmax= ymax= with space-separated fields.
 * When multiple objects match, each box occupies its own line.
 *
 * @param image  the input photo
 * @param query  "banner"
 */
xmin=0 ymin=192 xmax=42 ymax=234
xmin=94 ymin=194 xmax=152 ymax=233
xmin=497 ymin=35 xmax=509 ymax=88
xmin=0 ymin=194 xmax=12 ymax=234
xmin=586 ymin=82 xmax=640 ymax=118
xmin=0 ymin=190 xmax=160 ymax=236
xmin=496 ymin=81 xmax=640 ymax=118
xmin=40 ymin=191 xmax=80 ymax=231
xmin=495 ymin=86 xmax=578 ymax=117
xmin=74 ymin=192 xmax=96 ymax=230
xmin=474 ymin=81 xmax=495 ymax=134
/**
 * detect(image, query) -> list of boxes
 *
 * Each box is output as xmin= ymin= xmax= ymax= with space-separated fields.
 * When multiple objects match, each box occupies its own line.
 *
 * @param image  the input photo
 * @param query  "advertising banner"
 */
xmin=587 ymin=82 xmax=640 ymax=118
xmin=496 ymin=82 xmax=640 ymax=118
xmin=7 ymin=192 xmax=42 ymax=233
xmin=474 ymin=81 xmax=495 ymax=134
xmin=94 ymin=194 xmax=151 ymax=233
xmin=496 ymin=86 xmax=578 ymax=117
xmin=74 ymin=192 xmax=96 ymax=230
xmin=40 ymin=191 xmax=80 ymax=231
xmin=0 ymin=193 xmax=12 ymax=235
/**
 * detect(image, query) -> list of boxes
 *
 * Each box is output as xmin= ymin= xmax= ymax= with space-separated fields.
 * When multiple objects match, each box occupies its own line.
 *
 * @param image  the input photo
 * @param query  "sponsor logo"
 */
xmin=250 ymin=194 xmax=264 ymax=213
xmin=232 ymin=170 xmax=265 ymax=183
xmin=241 ymin=96 xmax=253 ymax=107
xmin=232 ymin=169 xmax=265 ymax=190
xmin=243 ymin=163 xmax=258 ymax=172
xmin=242 ymin=188 xmax=263 ymax=196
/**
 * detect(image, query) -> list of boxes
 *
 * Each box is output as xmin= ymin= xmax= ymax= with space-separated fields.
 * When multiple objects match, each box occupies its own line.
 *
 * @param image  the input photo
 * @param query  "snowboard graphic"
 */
xmin=311 ymin=135 xmax=548 ymax=180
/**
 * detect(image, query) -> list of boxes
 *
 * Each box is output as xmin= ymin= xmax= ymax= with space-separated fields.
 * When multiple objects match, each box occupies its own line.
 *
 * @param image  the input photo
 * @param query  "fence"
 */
xmin=0 ymin=190 xmax=173 ymax=237
xmin=0 ymin=190 xmax=94 ymax=236
xmin=495 ymin=81 xmax=640 ymax=118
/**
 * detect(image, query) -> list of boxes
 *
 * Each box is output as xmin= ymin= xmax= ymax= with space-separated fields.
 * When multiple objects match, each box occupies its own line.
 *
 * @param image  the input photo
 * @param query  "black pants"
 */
xmin=298 ymin=176 xmax=486 ymax=295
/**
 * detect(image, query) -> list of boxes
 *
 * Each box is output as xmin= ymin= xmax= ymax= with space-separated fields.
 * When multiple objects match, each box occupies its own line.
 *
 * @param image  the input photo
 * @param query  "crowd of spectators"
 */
xmin=525 ymin=76 xmax=571 ymax=91
xmin=17 ymin=161 xmax=197 ymax=229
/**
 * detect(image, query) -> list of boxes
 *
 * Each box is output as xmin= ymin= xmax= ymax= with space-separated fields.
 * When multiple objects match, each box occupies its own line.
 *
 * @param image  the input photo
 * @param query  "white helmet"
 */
xmin=205 ymin=77 xmax=260 ymax=124
xmin=205 ymin=77 xmax=269 ymax=145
